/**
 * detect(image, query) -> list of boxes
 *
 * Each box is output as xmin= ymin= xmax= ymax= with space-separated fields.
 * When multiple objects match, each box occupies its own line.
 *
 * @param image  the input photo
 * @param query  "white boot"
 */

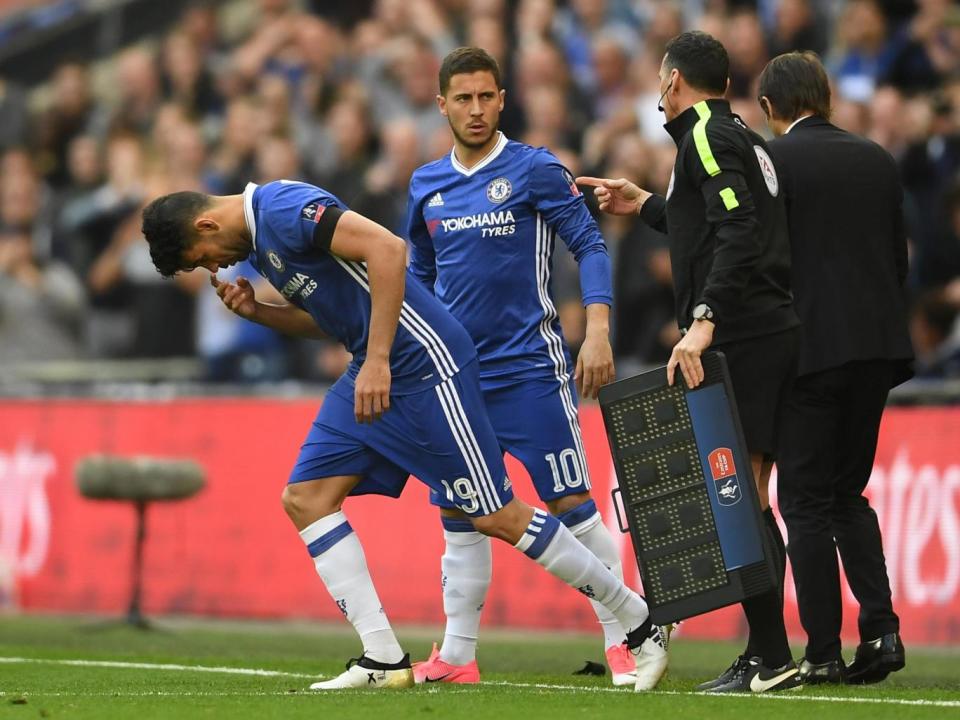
xmin=310 ymin=654 xmax=414 ymax=691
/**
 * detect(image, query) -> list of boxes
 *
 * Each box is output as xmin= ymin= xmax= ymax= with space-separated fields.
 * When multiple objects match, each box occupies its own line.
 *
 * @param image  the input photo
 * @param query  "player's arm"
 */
xmin=211 ymin=274 xmax=326 ymax=339
xmin=316 ymin=206 xmax=406 ymax=423
xmin=405 ymin=181 xmax=438 ymax=293
xmin=693 ymin=128 xmax=762 ymax=328
xmin=577 ymin=176 xmax=667 ymax=234
xmin=533 ymin=157 xmax=615 ymax=398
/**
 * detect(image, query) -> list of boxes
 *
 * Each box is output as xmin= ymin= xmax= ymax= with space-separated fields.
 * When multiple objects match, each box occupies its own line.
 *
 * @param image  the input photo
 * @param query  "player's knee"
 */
xmin=469 ymin=513 xmax=514 ymax=542
xmin=546 ymin=491 xmax=591 ymax=516
xmin=470 ymin=501 xmax=531 ymax=543
xmin=280 ymin=484 xmax=304 ymax=521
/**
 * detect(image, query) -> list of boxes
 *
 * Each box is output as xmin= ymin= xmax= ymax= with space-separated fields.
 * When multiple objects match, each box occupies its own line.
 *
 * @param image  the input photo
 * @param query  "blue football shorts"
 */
xmin=289 ymin=360 xmax=513 ymax=517
xmin=430 ymin=374 xmax=592 ymax=509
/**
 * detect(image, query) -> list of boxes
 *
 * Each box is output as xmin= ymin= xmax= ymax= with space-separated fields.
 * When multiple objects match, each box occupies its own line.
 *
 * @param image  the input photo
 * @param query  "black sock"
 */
xmin=764 ymin=508 xmax=787 ymax=597
xmin=743 ymin=509 xmax=791 ymax=668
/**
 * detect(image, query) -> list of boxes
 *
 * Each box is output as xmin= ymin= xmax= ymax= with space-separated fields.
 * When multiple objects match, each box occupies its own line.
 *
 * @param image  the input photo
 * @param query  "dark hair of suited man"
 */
xmin=758 ymin=51 xmax=831 ymax=122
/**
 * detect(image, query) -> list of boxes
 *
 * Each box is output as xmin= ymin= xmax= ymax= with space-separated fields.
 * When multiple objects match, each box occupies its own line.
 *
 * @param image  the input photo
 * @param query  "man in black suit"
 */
xmin=758 ymin=51 xmax=914 ymax=685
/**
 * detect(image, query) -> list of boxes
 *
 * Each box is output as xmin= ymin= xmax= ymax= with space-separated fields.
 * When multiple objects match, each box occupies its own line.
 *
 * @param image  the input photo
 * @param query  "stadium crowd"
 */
xmin=1 ymin=0 xmax=959 ymax=382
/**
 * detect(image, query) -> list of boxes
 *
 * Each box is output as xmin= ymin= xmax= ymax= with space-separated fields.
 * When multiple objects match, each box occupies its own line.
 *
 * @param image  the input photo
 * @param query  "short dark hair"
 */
xmin=439 ymin=47 xmax=502 ymax=96
xmin=758 ymin=51 xmax=831 ymax=122
xmin=663 ymin=31 xmax=729 ymax=96
xmin=141 ymin=191 xmax=210 ymax=277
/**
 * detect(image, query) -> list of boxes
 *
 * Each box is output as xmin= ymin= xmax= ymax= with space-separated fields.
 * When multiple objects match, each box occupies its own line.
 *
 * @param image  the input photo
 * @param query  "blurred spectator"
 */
xmin=0 ymin=159 xmax=86 ymax=366
xmin=208 ymin=97 xmax=259 ymax=194
xmin=0 ymin=228 xmax=86 ymax=365
xmin=726 ymin=9 xmax=769 ymax=98
xmin=255 ymin=134 xmax=305 ymax=183
xmin=556 ymin=0 xmax=638 ymax=94
xmin=514 ymin=39 xmax=592 ymax=143
xmin=59 ymin=133 xmax=144 ymax=356
xmin=909 ymin=290 xmax=960 ymax=377
xmin=590 ymin=34 xmax=632 ymax=120
xmin=868 ymin=84 xmax=909 ymax=156
xmin=830 ymin=0 xmax=897 ymax=102
xmin=160 ymin=31 xmax=221 ymax=119
xmin=0 ymin=150 xmax=54 ymax=260
xmin=882 ymin=0 xmax=960 ymax=92
xmin=767 ymin=0 xmax=828 ymax=57
xmin=110 ymin=47 xmax=164 ymax=137
xmin=308 ymin=99 xmax=375 ymax=205
xmin=50 ymin=134 xmax=104 ymax=262
xmin=352 ymin=119 xmax=423 ymax=234
xmin=33 ymin=62 xmax=102 ymax=189
xmin=902 ymin=100 xmax=960 ymax=288
xmin=0 ymin=77 xmax=28 ymax=151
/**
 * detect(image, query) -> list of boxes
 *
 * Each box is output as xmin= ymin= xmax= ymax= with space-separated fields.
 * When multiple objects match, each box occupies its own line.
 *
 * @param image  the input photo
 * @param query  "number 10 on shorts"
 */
xmin=546 ymin=450 xmax=584 ymax=493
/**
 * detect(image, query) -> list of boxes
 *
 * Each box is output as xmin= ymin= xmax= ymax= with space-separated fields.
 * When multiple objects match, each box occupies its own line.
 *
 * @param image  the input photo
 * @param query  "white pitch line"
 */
xmin=0 ymin=657 xmax=315 ymax=679
xmin=1 ymin=657 xmax=958 ymax=709
xmin=490 ymin=682 xmax=960 ymax=708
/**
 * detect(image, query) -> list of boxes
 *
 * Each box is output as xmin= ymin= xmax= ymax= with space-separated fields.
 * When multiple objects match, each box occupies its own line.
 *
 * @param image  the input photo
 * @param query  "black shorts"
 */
xmin=714 ymin=327 xmax=799 ymax=458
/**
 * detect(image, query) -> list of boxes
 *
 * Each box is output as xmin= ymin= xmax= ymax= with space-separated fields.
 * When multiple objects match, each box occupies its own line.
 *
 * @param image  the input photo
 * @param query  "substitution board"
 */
xmin=598 ymin=352 xmax=776 ymax=625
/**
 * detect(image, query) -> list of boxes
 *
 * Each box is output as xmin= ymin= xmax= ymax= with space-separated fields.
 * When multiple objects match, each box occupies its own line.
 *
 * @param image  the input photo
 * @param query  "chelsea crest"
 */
xmin=486 ymin=177 xmax=512 ymax=204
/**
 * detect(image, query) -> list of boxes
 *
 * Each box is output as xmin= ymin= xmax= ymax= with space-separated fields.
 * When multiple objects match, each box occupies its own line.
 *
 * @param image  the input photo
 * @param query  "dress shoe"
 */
xmin=798 ymin=657 xmax=845 ymax=684
xmin=846 ymin=632 xmax=905 ymax=684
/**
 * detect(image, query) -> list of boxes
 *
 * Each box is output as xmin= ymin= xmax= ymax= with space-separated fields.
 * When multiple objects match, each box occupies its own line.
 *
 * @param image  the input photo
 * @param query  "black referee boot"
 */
xmin=695 ymin=655 xmax=749 ymax=691
xmin=846 ymin=633 xmax=905 ymax=684
xmin=704 ymin=656 xmax=802 ymax=693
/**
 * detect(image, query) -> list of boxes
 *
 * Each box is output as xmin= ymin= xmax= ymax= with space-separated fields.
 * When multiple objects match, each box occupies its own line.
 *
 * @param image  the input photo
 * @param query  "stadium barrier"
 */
xmin=1 ymin=398 xmax=958 ymax=645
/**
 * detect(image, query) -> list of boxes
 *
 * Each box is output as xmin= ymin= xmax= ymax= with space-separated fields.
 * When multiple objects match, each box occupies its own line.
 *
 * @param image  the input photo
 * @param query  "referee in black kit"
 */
xmin=758 ymin=52 xmax=913 ymax=685
xmin=579 ymin=31 xmax=801 ymax=693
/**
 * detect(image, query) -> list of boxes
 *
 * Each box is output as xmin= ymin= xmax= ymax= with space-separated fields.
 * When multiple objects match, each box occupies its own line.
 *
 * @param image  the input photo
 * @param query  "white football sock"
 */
xmin=300 ymin=511 xmax=404 ymax=664
xmin=438 ymin=520 xmax=491 ymax=665
xmin=565 ymin=508 xmax=629 ymax=648
xmin=516 ymin=509 xmax=649 ymax=635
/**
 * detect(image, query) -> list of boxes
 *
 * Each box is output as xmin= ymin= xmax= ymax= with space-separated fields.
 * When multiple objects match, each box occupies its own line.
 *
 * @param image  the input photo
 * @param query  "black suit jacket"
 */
xmin=769 ymin=117 xmax=914 ymax=383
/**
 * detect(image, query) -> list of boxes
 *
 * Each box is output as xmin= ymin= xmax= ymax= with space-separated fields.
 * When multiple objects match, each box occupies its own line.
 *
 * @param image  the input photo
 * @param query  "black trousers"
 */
xmin=777 ymin=360 xmax=900 ymax=663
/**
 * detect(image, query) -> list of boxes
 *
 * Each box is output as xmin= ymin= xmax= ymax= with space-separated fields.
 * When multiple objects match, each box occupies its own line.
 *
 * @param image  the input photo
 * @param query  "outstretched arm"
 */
xmin=577 ymin=176 xmax=667 ymax=235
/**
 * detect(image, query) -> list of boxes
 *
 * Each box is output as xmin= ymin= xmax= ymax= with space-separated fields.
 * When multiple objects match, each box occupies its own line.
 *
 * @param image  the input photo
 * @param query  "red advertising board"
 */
xmin=1 ymin=399 xmax=958 ymax=644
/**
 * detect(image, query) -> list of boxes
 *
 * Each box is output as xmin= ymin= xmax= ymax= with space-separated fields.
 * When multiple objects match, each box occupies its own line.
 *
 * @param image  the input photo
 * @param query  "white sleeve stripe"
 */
xmin=437 ymin=378 xmax=503 ymax=513
xmin=344 ymin=259 xmax=460 ymax=378
xmin=534 ymin=214 xmax=592 ymax=490
xmin=332 ymin=257 xmax=457 ymax=381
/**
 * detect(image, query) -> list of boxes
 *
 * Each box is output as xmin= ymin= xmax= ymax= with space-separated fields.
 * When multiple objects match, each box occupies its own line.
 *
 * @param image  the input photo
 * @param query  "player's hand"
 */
xmin=576 ymin=176 xmax=652 ymax=216
xmin=354 ymin=356 xmax=391 ymax=423
xmin=211 ymin=274 xmax=258 ymax=319
xmin=575 ymin=332 xmax=615 ymax=400
xmin=667 ymin=319 xmax=714 ymax=389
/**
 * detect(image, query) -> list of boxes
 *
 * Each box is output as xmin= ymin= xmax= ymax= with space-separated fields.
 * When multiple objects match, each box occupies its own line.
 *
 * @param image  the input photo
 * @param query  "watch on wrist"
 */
xmin=692 ymin=303 xmax=714 ymax=322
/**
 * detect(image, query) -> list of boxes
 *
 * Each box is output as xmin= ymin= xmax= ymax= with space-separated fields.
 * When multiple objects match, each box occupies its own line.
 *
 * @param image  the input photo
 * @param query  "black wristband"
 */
xmin=313 ymin=205 xmax=344 ymax=252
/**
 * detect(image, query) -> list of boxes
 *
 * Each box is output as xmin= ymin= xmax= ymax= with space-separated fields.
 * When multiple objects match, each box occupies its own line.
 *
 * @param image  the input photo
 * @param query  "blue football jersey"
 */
xmin=243 ymin=181 xmax=476 ymax=395
xmin=406 ymin=134 xmax=612 ymax=383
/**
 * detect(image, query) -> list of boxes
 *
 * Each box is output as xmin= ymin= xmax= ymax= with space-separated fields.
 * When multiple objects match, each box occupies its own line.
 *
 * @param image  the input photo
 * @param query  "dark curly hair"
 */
xmin=664 ymin=31 xmax=729 ymax=96
xmin=141 ymin=191 xmax=211 ymax=277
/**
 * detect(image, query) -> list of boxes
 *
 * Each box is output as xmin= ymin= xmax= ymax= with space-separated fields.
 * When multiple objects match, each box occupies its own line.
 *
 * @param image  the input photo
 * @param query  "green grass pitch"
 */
xmin=1 ymin=615 xmax=958 ymax=719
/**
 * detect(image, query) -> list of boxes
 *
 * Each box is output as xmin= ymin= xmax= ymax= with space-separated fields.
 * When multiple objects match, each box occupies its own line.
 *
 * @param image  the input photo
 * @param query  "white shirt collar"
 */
xmin=785 ymin=115 xmax=814 ymax=135
xmin=450 ymin=132 xmax=508 ymax=177
xmin=243 ymin=182 xmax=258 ymax=250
